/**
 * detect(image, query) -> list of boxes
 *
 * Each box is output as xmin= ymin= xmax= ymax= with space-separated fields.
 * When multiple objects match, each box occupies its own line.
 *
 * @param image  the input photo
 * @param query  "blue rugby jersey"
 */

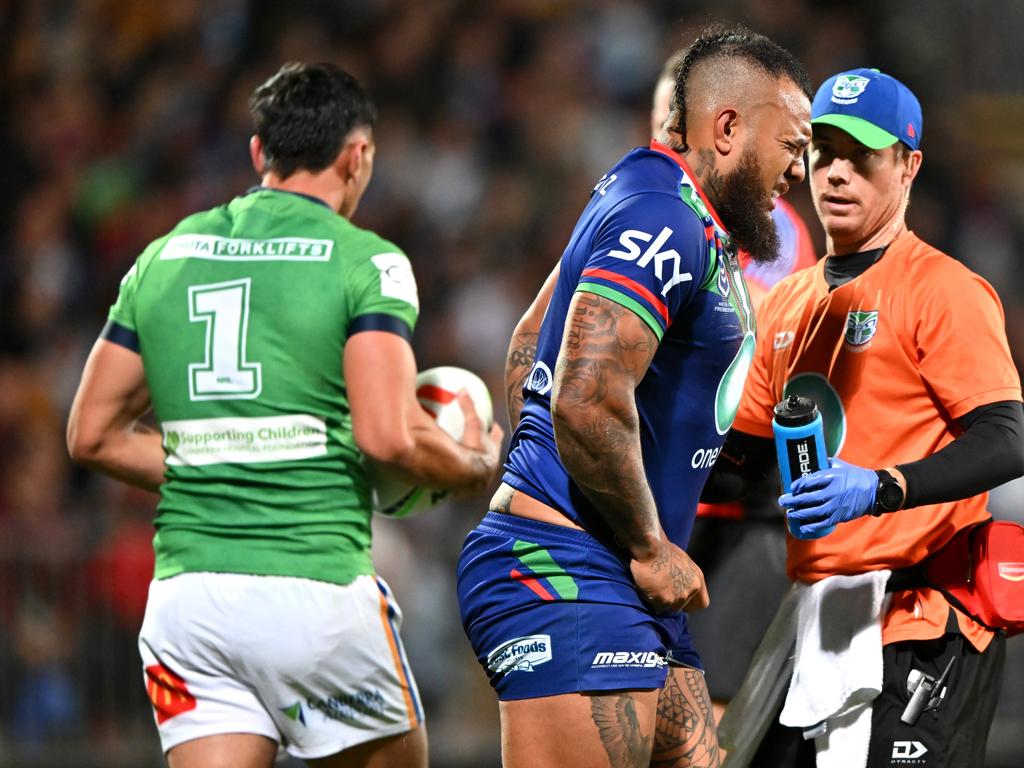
xmin=503 ymin=141 xmax=756 ymax=549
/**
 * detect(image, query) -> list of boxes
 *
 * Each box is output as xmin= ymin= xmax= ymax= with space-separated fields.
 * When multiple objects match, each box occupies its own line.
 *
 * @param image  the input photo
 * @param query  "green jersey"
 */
xmin=106 ymin=188 xmax=419 ymax=586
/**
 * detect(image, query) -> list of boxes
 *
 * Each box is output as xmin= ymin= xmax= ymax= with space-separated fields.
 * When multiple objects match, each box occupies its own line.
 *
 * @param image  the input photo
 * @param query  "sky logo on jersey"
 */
xmin=486 ymin=635 xmax=552 ymax=675
xmin=845 ymin=310 xmax=878 ymax=347
xmin=831 ymin=74 xmax=870 ymax=105
xmin=607 ymin=227 xmax=693 ymax=296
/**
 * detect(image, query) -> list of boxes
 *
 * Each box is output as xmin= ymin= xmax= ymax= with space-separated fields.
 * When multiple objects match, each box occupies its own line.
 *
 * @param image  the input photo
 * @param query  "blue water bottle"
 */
xmin=773 ymin=394 xmax=832 ymax=539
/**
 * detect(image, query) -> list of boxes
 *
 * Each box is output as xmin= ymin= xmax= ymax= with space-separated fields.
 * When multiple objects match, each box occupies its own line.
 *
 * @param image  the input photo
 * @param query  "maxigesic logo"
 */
xmin=591 ymin=651 xmax=666 ymax=669
xmin=486 ymin=635 xmax=552 ymax=675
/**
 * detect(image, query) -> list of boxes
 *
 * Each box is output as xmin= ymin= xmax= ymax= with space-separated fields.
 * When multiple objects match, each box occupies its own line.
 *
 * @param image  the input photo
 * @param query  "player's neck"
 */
xmin=261 ymin=172 xmax=345 ymax=216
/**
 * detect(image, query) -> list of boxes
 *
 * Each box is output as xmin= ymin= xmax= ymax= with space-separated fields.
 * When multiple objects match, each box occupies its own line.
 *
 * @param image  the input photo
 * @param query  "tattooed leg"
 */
xmin=652 ymin=667 xmax=721 ymax=768
xmin=590 ymin=692 xmax=655 ymax=768
xmin=500 ymin=690 xmax=658 ymax=768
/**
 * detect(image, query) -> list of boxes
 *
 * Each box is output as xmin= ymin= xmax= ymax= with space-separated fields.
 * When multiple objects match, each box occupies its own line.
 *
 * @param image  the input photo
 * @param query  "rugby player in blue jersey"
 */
xmin=457 ymin=26 xmax=812 ymax=768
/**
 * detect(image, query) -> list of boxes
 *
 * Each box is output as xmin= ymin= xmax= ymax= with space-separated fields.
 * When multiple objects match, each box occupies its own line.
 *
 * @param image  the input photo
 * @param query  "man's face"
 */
xmin=809 ymin=124 xmax=914 ymax=251
xmin=718 ymin=79 xmax=811 ymax=262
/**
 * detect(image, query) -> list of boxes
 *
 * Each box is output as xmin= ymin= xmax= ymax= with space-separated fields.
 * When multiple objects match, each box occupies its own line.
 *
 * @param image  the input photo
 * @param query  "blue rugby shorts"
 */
xmin=456 ymin=511 xmax=702 ymax=700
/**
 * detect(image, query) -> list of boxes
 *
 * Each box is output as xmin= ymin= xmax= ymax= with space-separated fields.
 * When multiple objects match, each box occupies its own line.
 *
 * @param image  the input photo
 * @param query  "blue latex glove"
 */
xmin=780 ymin=458 xmax=877 ymax=539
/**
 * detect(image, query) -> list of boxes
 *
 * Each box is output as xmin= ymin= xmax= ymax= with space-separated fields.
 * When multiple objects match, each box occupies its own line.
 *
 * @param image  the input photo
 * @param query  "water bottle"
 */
xmin=773 ymin=394 xmax=831 ymax=539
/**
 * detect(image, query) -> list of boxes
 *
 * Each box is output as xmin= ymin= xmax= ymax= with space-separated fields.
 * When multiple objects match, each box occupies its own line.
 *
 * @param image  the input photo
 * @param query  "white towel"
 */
xmin=779 ymin=570 xmax=891 ymax=768
xmin=719 ymin=571 xmax=891 ymax=768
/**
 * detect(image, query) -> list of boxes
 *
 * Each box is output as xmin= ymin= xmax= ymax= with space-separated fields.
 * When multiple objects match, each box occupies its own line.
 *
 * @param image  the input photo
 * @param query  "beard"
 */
xmin=714 ymin=147 xmax=781 ymax=264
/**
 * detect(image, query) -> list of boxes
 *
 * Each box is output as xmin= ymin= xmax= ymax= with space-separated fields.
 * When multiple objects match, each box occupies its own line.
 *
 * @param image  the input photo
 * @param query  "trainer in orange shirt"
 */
xmin=703 ymin=69 xmax=1023 ymax=768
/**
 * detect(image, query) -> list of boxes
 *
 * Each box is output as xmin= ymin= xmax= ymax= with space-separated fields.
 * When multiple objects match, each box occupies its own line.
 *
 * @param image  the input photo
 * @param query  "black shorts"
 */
xmin=685 ymin=516 xmax=789 ymax=701
xmin=752 ymin=617 xmax=1007 ymax=768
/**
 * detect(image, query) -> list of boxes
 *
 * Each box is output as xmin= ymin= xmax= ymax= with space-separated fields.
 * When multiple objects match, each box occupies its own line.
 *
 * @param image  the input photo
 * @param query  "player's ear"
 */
xmin=902 ymin=148 xmax=923 ymax=186
xmin=713 ymin=107 xmax=739 ymax=155
xmin=339 ymin=133 xmax=370 ymax=183
xmin=249 ymin=135 xmax=265 ymax=176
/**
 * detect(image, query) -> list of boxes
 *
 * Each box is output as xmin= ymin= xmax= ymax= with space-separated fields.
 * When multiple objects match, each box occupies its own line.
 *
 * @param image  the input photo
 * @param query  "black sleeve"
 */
xmin=700 ymin=429 xmax=778 ymax=503
xmin=897 ymin=400 xmax=1024 ymax=509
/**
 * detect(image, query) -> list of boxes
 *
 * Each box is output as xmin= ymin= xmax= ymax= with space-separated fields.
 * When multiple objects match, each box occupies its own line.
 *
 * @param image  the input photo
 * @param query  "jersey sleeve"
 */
xmin=346 ymin=240 xmax=420 ymax=341
xmin=732 ymin=290 xmax=782 ymax=438
xmin=910 ymin=263 xmax=1022 ymax=419
xmin=576 ymin=193 xmax=705 ymax=341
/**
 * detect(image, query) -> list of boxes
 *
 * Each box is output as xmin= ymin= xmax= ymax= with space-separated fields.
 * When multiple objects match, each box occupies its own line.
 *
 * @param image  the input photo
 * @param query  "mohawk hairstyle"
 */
xmin=670 ymin=24 xmax=811 ymax=150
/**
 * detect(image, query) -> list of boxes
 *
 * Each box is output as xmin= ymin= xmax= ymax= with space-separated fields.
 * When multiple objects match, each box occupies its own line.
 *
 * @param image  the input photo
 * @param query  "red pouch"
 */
xmin=924 ymin=520 xmax=1024 ymax=636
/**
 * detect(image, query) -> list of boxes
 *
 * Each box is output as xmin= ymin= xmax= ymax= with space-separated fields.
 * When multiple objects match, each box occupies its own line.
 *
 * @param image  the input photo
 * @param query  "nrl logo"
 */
xmin=845 ymin=310 xmax=878 ymax=347
xmin=831 ymin=75 xmax=870 ymax=104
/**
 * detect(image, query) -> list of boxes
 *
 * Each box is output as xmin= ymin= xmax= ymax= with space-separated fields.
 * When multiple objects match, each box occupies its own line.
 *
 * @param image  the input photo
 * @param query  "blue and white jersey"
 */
xmin=503 ymin=141 xmax=756 ymax=549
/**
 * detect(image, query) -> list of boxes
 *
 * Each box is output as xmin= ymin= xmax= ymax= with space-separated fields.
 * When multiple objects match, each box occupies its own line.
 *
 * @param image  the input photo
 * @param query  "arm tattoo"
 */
xmin=649 ymin=546 xmax=699 ymax=599
xmin=590 ymin=693 xmax=653 ymax=768
xmin=553 ymin=293 xmax=659 ymax=555
xmin=505 ymin=330 xmax=538 ymax=428
xmin=652 ymin=668 xmax=720 ymax=768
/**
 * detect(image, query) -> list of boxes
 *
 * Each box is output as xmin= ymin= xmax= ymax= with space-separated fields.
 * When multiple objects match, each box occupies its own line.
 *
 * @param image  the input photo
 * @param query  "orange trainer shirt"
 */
xmin=733 ymin=230 xmax=1022 ymax=650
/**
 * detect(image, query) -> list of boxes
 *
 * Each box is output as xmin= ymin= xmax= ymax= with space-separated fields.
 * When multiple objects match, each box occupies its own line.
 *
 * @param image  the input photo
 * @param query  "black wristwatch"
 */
xmin=873 ymin=469 xmax=905 ymax=515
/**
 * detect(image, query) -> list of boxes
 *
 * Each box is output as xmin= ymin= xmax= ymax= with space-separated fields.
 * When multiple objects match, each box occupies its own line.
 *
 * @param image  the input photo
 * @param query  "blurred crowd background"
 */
xmin=1 ymin=1 xmax=1023 ymax=766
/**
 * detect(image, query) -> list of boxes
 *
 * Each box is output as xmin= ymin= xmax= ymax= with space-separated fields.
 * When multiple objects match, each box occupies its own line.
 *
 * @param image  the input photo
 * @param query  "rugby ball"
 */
xmin=371 ymin=366 xmax=494 ymax=518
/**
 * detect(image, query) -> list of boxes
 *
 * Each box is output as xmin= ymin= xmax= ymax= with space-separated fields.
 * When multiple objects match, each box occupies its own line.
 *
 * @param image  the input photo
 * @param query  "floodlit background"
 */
xmin=2 ymin=1 xmax=1023 ymax=766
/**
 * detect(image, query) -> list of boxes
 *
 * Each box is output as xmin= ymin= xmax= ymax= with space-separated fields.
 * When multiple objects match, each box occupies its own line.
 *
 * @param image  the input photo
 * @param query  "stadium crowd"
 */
xmin=1 ymin=1 xmax=1022 ymax=766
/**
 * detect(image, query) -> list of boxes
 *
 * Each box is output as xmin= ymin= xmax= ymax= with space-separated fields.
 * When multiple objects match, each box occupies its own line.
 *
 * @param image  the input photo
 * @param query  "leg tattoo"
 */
xmin=652 ymin=669 xmax=720 ymax=768
xmin=590 ymin=693 xmax=653 ymax=768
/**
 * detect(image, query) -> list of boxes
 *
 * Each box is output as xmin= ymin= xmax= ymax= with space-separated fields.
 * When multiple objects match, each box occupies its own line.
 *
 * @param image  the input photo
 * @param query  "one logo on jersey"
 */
xmin=527 ymin=361 xmax=553 ymax=395
xmin=714 ymin=332 xmax=756 ymax=435
xmin=891 ymin=740 xmax=928 ymax=761
xmin=591 ymin=651 xmax=666 ymax=670
xmin=999 ymin=563 xmax=1024 ymax=582
xmin=845 ymin=310 xmax=878 ymax=347
xmin=773 ymin=331 xmax=795 ymax=350
xmin=831 ymin=74 xmax=870 ymax=105
xmin=486 ymin=635 xmax=552 ymax=675
xmin=281 ymin=701 xmax=307 ymax=726
xmin=607 ymin=227 xmax=693 ymax=296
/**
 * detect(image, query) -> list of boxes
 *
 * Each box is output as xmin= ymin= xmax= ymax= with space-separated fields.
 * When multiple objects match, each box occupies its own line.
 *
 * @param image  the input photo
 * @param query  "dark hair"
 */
xmin=249 ymin=62 xmax=377 ymax=179
xmin=671 ymin=25 xmax=811 ymax=148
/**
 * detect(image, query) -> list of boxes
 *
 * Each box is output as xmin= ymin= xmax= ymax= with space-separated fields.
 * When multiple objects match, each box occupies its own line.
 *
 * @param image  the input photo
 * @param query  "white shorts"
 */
xmin=138 ymin=572 xmax=423 ymax=759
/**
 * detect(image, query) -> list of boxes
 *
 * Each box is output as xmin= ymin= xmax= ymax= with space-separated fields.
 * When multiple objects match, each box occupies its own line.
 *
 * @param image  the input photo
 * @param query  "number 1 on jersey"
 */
xmin=188 ymin=278 xmax=262 ymax=400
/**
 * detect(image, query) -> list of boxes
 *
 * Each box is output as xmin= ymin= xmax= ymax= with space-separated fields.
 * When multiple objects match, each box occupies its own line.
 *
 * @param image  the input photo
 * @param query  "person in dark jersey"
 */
xmin=652 ymin=49 xmax=819 ymax=734
xmin=457 ymin=26 xmax=812 ymax=768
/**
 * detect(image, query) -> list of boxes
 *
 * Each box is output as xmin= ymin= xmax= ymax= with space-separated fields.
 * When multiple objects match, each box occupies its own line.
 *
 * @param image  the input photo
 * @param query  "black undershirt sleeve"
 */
xmin=897 ymin=400 xmax=1024 ymax=509
xmin=700 ymin=429 xmax=778 ymax=503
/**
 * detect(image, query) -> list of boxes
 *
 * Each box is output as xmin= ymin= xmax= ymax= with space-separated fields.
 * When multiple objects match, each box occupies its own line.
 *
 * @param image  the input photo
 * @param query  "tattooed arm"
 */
xmin=505 ymin=263 xmax=560 ymax=429
xmin=551 ymin=292 xmax=708 ymax=614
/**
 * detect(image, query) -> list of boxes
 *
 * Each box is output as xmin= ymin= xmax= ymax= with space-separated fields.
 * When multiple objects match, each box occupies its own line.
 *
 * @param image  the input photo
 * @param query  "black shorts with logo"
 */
xmin=752 ymin=612 xmax=1006 ymax=768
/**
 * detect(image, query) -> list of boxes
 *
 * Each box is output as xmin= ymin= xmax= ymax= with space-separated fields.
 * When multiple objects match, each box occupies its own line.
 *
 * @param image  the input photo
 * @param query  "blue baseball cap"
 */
xmin=811 ymin=68 xmax=922 ymax=150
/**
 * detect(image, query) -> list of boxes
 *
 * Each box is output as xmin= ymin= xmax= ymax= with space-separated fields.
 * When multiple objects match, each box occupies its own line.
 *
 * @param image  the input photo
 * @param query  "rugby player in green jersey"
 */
xmin=67 ymin=62 xmax=502 ymax=768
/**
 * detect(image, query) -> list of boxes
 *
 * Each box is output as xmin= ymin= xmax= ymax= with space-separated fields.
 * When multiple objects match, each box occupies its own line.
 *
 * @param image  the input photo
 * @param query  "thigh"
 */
xmin=652 ymin=666 xmax=720 ymax=768
xmin=167 ymin=733 xmax=277 ymax=768
xmin=307 ymin=725 xmax=427 ymax=768
xmin=501 ymin=689 xmax=659 ymax=768
xmin=867 ymin=630 xmax=1006 ymax=768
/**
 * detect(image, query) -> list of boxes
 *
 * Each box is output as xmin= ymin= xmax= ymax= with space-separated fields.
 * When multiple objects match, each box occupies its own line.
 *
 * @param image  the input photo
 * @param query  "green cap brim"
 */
xmin=811 ymin=113 xmax=899 ymax=150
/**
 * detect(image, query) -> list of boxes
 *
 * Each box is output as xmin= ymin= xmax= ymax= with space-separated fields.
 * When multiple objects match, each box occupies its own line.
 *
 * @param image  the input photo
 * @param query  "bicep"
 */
xmin=552 ymin=291 xmax=658 ymax=419
xmin=343 ymin=330 xmax=418 ymax=457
